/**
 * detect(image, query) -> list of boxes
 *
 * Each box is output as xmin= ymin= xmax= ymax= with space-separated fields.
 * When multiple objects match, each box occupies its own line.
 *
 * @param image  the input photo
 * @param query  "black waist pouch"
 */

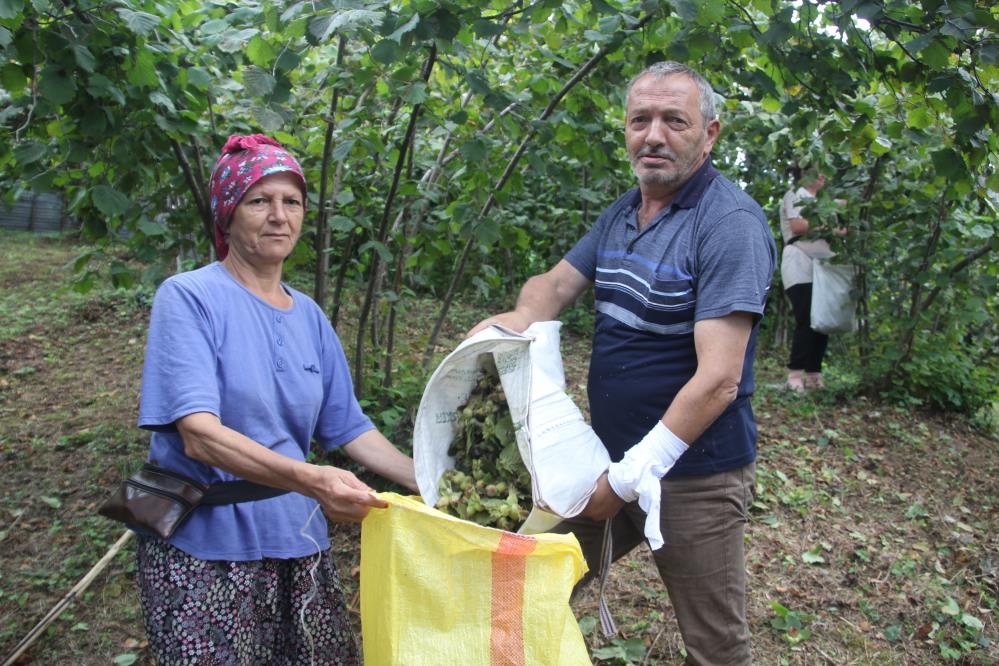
xmin=99 ymin=463 xmax=288 ymax=540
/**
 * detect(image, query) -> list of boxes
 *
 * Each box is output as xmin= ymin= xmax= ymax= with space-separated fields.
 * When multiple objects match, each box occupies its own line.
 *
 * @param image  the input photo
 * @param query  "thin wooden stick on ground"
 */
xmin=1 ymin=530 xmax=134 ymax=666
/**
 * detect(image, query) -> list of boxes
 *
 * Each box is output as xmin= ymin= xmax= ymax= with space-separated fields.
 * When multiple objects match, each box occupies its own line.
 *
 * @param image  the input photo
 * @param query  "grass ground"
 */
xmin=0 ymin=231 xmax=996 ymax=664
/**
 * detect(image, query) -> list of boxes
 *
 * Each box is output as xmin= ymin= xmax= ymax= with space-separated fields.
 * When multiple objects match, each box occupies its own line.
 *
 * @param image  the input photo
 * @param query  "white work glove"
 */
xmin=606 ymin=421 xmax=688 ymax=550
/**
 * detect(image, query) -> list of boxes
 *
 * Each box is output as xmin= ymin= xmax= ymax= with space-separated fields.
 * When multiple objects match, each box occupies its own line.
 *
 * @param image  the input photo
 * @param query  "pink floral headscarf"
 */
xmin=209 ymin=134 xmax=307 ymax=260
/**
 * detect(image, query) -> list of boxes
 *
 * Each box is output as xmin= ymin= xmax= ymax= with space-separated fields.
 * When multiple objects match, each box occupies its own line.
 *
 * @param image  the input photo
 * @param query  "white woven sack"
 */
xmin=810 ymin=260 xmax=858 ymax=334
xmin=413 ymin=321 xmax=609 ymax=534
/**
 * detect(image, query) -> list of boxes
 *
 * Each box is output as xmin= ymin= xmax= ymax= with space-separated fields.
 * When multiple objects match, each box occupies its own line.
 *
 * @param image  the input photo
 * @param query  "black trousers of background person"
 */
xmin=786 ymin=282 xmax=828 ymax=372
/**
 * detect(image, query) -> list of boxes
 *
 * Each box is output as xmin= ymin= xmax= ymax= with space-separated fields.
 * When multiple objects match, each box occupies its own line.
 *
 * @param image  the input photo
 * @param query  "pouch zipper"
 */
xmin=126 ymin=479 xmax=197 ymax=510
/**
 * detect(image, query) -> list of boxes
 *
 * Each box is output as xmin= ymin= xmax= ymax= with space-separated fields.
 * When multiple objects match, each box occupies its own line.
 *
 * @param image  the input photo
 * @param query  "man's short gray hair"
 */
xmin=626 ymin=61 xmax=717 ymax=124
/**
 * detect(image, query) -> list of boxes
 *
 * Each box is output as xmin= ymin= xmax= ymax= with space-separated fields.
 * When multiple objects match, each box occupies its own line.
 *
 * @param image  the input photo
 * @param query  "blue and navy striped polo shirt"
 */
xmin=565 ymin=160 xmax=776 ymax=476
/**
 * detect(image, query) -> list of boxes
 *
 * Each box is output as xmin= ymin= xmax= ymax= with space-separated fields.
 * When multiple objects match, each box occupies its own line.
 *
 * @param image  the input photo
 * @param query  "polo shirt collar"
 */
xmin=623 ymin=158 xmax=720 ymax=230
xmin=671 ymin=158 xmax=719 ymax=209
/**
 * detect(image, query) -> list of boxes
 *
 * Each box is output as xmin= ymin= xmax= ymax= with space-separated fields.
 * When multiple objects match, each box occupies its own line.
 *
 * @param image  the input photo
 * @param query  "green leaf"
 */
xmin=91 ymin=185 xmax=132 ymax=217
xmin=459 ymin=138 xmax=486 ymax=161
xmin=388 ymin=12 xmax=419 ymax=41
xmin=186 ymin=67 xmax=212 ymax=89
xmin=13 ymin=141 xmax=46 ymax=165
xmin=959 ymin=612 xmax=984 ymax=630
xmin=802 ymin=548 xmax=825 ymax=564
xmin=906 ymin=107 xmax=932 ymax=130
xmin=199 ymin=18 xmax=229 ymax=35
xmin=870 ymin=136 xmax=892 ymax=155
xmin=138 ymin=218 xmax=167 ymax=236
xmin=402 ymin=82 xmax=428 ymax=104
xmin=670 ymin=0 xmax=699 ymax=22
xmin=276 ymin=50 xmax=301 ymax=73
xmin=980 ymin=42 xmax=998 ymax=66
xmin=252 ymin=105 xmax=284 ymax=131
xmin=110 ymin=262 xmax=136 ymax=289
xmin=243 ymin=67 xmax=276 ymax=97
xmin=930 ymin=148 xmax=964 ymax=178
xmin=0 ymin=0 xmax=24 ymax=21
xmin=425 ymin=9 xmax=460 ymax=40
xmin=940 ymin=597 xmax=960 ymax=616
xmin=219 ymin=28 xmax=260 ymax=53
xmin=761 ymin=96 xmax=781 ymax=113
xmin=72 ymin=44 xmax=96 ymax=72
xmin=371 ymin=39 xmax=398 ymax=64
xmin=904 ymin=31 xmax=936 ymax=55
xmin=38 ymin=66 xmax=77 ymax=105
xmin=149 ymin=91 xmax=175 ymax=113
xmin=591 ymin=646 xmax=626 ymax=659
xmin=87 ymin=74 xmax=126 ymax=105
xmin=112 ymin=654 xmax=138 ymax=666
xmin=761 ymin=21 xmax=793 ymax=45
xmin=0 ymin=25 xmax=10 ymax=48
xmin=40 ymin=495 xmax=62 ymax=509
xmin=309 ymin=9 xmax=382 ymax=42
xmin=80 ymin=107 xmax=108 ymax=136
xmin=1 ymin=63 xmax=26 ymax=92
xmin=117 ymin=8 xmax=161 ymax=36
xmin=472 ymin=19 xmax=504 ymax=37
xmin=474 ymin=218 xmax=500 ymax=246
xmin=359 ymin=240 xmax=392 ymax=262
xmin=921 ymin=41 xmax=952 ymax=70
xmin=698 ymin=0 xmax=727 ymax=23
xmin=227 ymin=6 xmax=261 ymax=23
xmin=331 ymin=139 xmax=355 ymax=162
xmin=328 ymin=215 xmax=354 ymax=232
xmin=126 ymin=50 xmax=159 ymax=88
xmin=246 ymin=35 xmax=276 ymax=67
xmin=939 ymin=642 xmax=961 ymax=659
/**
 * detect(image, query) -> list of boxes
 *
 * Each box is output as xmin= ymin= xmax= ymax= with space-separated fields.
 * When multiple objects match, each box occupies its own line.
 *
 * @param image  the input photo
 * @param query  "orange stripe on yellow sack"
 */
xmin=490 ymin=532 xmax=538 ymax=666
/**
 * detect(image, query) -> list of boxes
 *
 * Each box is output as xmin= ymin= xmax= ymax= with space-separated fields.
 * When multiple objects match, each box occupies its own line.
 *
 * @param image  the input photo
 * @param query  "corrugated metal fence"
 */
xmin=0 ymin=193 xmax=76 ymax=233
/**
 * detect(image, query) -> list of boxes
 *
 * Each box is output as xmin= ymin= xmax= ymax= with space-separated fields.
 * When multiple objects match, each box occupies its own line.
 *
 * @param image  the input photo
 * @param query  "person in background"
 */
xmin=470 ymin=61 xmax=776 ymax=665
xmin=779 ymin=169 xmax=847 ymax=391
xmin=135 ymin=133 xmax=417 ymax=665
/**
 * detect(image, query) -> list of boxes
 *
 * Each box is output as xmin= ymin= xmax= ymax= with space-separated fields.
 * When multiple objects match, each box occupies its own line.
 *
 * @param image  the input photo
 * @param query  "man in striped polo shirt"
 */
xmin=470 ymin=61 xmax=776 ymax=664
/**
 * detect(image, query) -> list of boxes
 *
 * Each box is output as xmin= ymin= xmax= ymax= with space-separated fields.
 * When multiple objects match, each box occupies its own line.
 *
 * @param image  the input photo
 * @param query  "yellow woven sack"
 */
xmin=360 ymin=493 xmax=591 ymax=666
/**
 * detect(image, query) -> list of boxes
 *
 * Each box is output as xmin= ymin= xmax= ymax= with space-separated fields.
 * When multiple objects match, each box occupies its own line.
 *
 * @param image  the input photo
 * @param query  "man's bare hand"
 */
xmin=581 ymin=473 xmax=626 ymax=521
xmin=313 ymin=466 xmax=388 ymax=523
xmin=466 ymin=311 xmax=532 ymax=338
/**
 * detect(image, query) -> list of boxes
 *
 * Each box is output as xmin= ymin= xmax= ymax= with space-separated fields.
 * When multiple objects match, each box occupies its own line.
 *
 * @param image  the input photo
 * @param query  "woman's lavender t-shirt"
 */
xmin=138 ymin=262 xmax=374 ymax=560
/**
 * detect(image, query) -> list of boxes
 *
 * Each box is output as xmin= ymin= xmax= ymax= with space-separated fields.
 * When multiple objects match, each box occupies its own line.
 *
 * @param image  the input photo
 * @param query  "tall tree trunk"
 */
xmin=314 ymin=37 xmax=348 ymax=309
xmin=381 ymin=222 xmax=411 ymax=392
xmin=27 ymin=192 xmax=37 ymax=232
xmin=170 ymin=139 xmax=212 ymax=249
xmin=854 ymin=155 xmax=883 ymax=364
xmin=330 ymin=220 xmax=355 ymax=328
xmin=889 ymin=240 xmax=993 ymax=380
xmin=353 ymin=46 xmax=437 ymax=398
xmin=905 ymin=196 xmax=947 ymax=322
xmin=328 ymin=85 xmax=374 ymax=326
xmin=422 ymin=12 xmax=656 ymax=369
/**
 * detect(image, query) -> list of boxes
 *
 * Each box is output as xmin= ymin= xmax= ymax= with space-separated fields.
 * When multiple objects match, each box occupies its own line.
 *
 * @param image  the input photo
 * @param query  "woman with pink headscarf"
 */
xmin=134 ymin=134 xmax=416 ymax=664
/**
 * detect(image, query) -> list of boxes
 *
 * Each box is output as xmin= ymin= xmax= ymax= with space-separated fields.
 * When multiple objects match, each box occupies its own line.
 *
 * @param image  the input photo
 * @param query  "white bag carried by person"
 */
xmin=810 ymin=259 xmax=858 ymax=334
xmin=414 ymin=321 xmax=610 ymax=534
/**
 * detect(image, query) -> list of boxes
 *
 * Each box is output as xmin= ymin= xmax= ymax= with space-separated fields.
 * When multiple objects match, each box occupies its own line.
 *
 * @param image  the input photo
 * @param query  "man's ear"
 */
xmin=703 ymin=119 xmax=721 ymax=155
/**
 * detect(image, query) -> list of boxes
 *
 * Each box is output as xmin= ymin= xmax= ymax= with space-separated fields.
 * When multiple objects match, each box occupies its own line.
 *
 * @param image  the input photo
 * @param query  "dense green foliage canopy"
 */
xmin=2 ymin=0 xmax=996 ymax=412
